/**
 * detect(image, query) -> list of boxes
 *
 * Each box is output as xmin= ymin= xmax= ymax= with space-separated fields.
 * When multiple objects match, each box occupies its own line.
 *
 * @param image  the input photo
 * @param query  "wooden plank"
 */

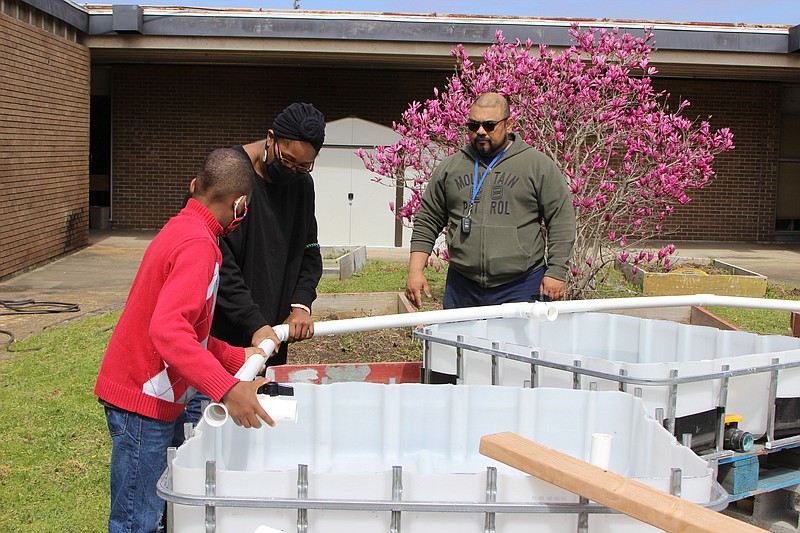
xmin=313 ymin=292 xmax=402 ymax=319
xmin=606 ymin=306 xmax=692 ymax=324
xmin=643 ymin=274 xmax=767 ymax=297
xmin=480 ymin=432 xmax=763 ymax=533
xmin=691 ymin=306 xmax=739 ymax=331
xmin=718 ymin=456 xmax=759 ymax=495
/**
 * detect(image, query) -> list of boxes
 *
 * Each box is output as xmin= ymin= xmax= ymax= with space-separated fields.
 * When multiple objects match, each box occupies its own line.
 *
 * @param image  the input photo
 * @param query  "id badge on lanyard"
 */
xmin=462 ymin=146 xmax=508 ymax=236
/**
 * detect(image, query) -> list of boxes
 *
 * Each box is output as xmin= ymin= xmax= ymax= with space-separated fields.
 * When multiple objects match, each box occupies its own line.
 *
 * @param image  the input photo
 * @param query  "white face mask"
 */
xmin=221 ymin=196 xmax=248 ymax=236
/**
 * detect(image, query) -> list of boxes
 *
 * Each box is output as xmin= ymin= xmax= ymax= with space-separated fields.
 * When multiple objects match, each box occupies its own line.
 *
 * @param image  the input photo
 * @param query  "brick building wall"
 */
xmin=113 ymin=65 xmax=780 ymax=241
xmin=654 ymin=79 xmax=780 ymax=241
xmin=112 ymin=65 xmax=782 ymax=242
xmin=111 ymin=64 xmax=450 ymax=229
xmin=0 ymin=0 xmax=90 ymax=280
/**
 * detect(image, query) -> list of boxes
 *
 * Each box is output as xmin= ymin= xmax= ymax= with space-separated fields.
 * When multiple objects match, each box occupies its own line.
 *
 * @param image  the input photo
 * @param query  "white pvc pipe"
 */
xmin=239 ymin=301 xmax=557 ymax=383
xmin=549 ymin=294 xmax=800 ymax=315
xmin=204 ymin=403 xmax=229 ymax=427
xmin=204 ymin=394 xmax=299 ymax=428
xmin=590 ymin=433 xmax=612 ymax=470
xmin=204 ymin=294 xmax=800 ymax=427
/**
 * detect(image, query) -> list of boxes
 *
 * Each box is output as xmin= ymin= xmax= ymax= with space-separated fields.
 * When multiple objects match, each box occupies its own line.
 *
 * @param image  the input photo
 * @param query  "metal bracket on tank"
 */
xmin=297 ymin=464 xmax=308 ymax=533
xmin=485 ymin=467 xmax=497 ymax=533
xmin=205 ymin=460 xmax=216 ymax=533
xmin=391 ymin=465 xmax=402 ymax=533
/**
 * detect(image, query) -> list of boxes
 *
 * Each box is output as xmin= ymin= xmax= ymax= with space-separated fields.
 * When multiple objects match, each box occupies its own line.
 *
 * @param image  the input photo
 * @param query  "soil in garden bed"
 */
xmin=667 ymin=262 xmax=731 ymax=275
xmin=287 ymin=299 xmax=442 ymax=365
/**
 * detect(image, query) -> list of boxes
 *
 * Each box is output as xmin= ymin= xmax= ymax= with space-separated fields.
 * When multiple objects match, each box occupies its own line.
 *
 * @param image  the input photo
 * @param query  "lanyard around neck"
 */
xmin=471 ymin=146 xmax=508 ymax=206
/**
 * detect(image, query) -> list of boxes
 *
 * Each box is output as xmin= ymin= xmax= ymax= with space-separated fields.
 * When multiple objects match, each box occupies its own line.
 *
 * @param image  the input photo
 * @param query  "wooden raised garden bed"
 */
xmin=616 ymin=258 xmax=767 ymax=298
xmin=321 ymin=245 xmax=367 ymax=280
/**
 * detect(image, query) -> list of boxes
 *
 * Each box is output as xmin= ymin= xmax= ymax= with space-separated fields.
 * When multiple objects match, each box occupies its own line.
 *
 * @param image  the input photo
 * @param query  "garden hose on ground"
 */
xmin=0 ymin=299 xmax=80 ymax=352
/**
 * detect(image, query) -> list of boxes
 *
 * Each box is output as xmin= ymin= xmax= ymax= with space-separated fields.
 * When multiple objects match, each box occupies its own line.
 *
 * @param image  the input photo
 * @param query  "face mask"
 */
xmin=221 ymin=196 xmax=248 ymax=236
xmin=265 ymin=158 xmax=299 ymax=186
xmin=264 ymin=139 xmax=303 ymax=186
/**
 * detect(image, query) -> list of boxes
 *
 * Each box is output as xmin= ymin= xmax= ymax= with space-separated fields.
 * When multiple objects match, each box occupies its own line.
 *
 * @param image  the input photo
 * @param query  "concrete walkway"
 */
xmin=1 ymin=230 xmax=800 ymax=345
xmin=649 ymin=240 xmax=800 ymax=287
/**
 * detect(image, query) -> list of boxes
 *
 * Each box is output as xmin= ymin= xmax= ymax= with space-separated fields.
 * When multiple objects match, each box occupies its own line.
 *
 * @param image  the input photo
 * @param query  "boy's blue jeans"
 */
xmin=104 ymin=405 xmax=194 ymax=533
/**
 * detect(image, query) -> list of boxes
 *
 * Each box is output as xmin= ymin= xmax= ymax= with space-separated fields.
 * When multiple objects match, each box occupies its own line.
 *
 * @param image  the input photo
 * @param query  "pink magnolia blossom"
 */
xmin=359 ymin=24 xmax=734 ymax=299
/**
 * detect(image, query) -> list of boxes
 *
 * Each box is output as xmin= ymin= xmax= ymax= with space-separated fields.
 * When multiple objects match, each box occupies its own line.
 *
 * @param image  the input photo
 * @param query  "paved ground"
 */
xmin=648 ymin=240 xmax=800 ymax=287
xmin=2 ymin=230 xmax=800 ymax=349
xmin=0 ymin=230 xmax=156 ymax=350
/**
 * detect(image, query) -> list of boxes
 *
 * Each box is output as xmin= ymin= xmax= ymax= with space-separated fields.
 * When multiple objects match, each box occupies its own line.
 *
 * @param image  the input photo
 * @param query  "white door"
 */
xmin=314 ymin=118 xmax=408 ymax=247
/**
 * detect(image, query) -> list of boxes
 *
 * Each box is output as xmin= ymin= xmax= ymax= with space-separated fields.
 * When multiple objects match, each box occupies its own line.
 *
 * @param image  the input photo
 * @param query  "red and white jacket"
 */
xmin=95 ymin=199 xmax=246 ymax=422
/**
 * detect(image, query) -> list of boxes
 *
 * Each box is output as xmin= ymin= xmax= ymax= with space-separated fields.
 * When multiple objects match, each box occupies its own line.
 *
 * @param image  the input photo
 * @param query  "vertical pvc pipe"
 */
xmin=590 ymin=433 xmax=612 ymax=470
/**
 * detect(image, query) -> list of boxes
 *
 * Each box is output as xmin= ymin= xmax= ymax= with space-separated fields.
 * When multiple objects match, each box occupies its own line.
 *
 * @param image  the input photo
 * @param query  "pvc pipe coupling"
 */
xmin=517 ymin=302 xmax=558 ymax=321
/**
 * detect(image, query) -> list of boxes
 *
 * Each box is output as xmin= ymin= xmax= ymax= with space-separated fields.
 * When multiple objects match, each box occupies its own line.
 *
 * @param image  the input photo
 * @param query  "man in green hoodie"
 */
xmin=406 ymin=92 xmax=576 ymax=309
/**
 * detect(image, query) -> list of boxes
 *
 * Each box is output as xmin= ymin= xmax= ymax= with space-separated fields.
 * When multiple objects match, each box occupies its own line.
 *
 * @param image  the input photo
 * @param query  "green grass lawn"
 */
xmin=0 ymin=259 xmax=797 ymax=531
xmin=318 ymin=259 xmax=448 ymax=297
xmin=0 ymin=311 xmax=119 ymax=532
xmin=706 ymin=284 xmax=800 ymax=336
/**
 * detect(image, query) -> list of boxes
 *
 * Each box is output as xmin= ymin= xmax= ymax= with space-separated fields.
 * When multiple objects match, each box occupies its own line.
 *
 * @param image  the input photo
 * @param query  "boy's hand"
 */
xmin=251 ymin=325 xmax=280 ymax=353
xmin=243 ymin=346 xmax=268 ymax=374
xmin=243 ymin=346 xmax=267 ymax=358
xmin=221 ymin=378 xmax=275 ymax=429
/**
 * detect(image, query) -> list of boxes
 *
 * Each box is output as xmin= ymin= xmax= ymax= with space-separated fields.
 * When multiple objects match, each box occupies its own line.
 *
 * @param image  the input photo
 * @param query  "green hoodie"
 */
xmin=410 ymin=135 xmax=576 ymax=288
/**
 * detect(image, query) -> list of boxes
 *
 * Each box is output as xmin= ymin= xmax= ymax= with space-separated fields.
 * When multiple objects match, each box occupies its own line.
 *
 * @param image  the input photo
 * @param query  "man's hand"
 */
xmin=540 ymin=276 xmax=566 ymax=301
xmin=251 ymin=325 xmax=280 ymax=353
xmin=406 ymin=271 xmax=432 ymax=309
xmin=284 ymin=306 xmax=314 ymax=343
xmin=405 ymin=251 xmax=433 ymax=309
xmin=221 ymin=377 xmax=275 ymax=429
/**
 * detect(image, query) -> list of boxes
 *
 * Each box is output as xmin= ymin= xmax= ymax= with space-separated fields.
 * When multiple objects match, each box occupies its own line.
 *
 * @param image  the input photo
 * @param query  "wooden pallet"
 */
xmin=717 ymin=442 xmax=800 ymax=501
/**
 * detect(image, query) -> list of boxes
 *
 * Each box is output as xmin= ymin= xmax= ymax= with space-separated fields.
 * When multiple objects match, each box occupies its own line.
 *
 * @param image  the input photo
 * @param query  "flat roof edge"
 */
xmin=25 ymin=0 xmax=89 ymax=32
xmin=17 ymin=1 xmax=799 ymax=55
xmin=81 ymin=12 xmax=793 ymax=54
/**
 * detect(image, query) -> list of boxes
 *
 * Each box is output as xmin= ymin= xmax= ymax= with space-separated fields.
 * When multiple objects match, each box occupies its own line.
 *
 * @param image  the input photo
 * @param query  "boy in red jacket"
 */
xmin=95 ymin=148 xmax=275 ymax=533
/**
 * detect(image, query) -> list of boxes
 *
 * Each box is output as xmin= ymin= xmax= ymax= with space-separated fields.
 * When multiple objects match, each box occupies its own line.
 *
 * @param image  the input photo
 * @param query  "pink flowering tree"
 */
xmin=359 ymin=25 xmax=735 ymax=299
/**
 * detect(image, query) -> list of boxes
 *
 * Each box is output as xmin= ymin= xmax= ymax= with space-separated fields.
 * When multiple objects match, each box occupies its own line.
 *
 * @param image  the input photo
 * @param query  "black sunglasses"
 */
xmin=466 ymin=117 xmax=509 ymax=133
